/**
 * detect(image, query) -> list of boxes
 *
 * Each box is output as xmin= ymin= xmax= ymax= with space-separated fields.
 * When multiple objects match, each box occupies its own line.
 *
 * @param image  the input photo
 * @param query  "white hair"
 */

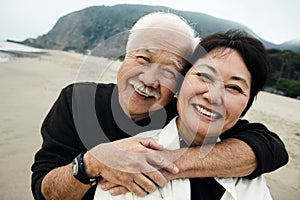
xmin=130 ymin=12 xmax=198 ymax=40
xmin=126 ymin=12 xmax=200 ymax=59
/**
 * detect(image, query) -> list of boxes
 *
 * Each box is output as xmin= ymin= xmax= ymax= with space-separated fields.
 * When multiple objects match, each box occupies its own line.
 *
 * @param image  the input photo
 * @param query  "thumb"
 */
xmin=139 ymin=137 xmax=164 ymax=150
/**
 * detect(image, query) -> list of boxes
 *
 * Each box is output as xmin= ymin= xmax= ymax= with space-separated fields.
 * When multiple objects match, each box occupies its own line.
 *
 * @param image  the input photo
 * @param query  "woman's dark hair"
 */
xmin=188 ymin=29 xmax=270 ymax=116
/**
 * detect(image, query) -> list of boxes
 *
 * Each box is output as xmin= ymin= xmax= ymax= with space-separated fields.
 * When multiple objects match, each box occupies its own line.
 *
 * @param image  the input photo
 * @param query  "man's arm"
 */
xmin=165 ymin=138 xmax=256 ymax=179
xmin=38 ymin=137 xmax=179 ymax=199
xmin=164 ymin=119 xmax=288 ymax=179
xmin=31 ymin=85 xmax=89 ymax=200
xmin=100 ymin=138 xmax=256 ymax=196
xmin=41 ymin=164 xmax=90 ymax=200
xmin=85 ymin=137 xmax=179 ymax=196
xmin=32 ymin=84 xmax=179 ymax=199
xmin=101 ymin=120 xmax=289 ymax=195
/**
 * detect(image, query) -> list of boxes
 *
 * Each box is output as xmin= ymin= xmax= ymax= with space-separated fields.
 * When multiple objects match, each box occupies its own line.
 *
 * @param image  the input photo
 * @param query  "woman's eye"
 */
xmin=226 ymin=85 xmax=243 ymax=94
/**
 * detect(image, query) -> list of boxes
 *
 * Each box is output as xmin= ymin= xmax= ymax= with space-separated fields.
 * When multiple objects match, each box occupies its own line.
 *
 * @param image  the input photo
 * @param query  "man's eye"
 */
xmin=197 ymin=73 xmax=213 ymax=82
xmin=136 ymin=55 xmax=150 ymax=63
xmin=161 ymin=69 xmax=176 ymax=79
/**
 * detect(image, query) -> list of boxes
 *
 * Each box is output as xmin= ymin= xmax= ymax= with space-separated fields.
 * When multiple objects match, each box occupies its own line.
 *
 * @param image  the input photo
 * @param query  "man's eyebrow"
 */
xmin=171 ymin=58 xmax=184 ymax=71
xmin=138 ymin=48 xmax=184 ymax=71
xmin=139 ymin=48 xmax=155 ymax=54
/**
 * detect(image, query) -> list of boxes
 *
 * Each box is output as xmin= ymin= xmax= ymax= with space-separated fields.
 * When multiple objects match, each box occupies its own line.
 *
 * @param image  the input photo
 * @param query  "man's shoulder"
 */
xmin=234 ymin=119 xmax=267 ymax=130
xmin=63 ymin=82 xmax=116 ymax=89
xmin=61 ymin=82 xmax=116 ymax=94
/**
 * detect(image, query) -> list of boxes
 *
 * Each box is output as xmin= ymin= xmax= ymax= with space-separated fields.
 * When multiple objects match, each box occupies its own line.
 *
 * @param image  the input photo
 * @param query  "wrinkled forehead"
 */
xmin=135 ymin=48 xmax=185 ymax=71
xmin=126 ymin=28 xmax=195 ymax=61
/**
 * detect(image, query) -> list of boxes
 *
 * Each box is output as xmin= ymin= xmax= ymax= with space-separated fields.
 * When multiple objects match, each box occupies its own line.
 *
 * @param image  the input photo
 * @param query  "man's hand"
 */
xmin=85 ymin=137 xmax=179 ymax=197
xmin=99 ymin=168 xmax=173 ymax=196
xmin=98 ymin=158 xmax=176 ymax=196
xmin=99 ymin=179 xmax=129 ymax=196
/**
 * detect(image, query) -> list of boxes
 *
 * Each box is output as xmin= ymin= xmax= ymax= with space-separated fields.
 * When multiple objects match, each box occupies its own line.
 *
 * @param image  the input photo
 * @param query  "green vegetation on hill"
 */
xmin=267 ymin=49 xmax=300 ymax=98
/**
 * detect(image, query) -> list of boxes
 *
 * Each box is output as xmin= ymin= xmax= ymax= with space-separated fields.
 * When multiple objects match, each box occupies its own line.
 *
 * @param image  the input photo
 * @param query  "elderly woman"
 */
xmin=93 ymin=30 xmax=278 ymax=199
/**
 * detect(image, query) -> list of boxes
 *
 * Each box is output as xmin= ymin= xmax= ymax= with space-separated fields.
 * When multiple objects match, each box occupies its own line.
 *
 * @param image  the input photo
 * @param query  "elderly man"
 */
xmin=31 ymin=12 xmax=288 ymax=200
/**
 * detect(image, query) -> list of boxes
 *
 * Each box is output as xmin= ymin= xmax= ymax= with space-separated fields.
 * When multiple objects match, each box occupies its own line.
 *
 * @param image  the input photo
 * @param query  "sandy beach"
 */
xmin=0 ymin=44 xmax=299 ymax=199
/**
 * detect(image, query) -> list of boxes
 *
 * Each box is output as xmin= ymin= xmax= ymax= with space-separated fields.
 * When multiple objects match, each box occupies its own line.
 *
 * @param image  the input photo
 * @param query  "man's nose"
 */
xmin=138 ymin=65 xmax=160 ymax=88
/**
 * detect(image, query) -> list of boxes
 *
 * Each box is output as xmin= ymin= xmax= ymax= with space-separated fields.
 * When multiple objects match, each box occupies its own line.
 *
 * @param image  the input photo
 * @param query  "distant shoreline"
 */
xmin=0 ymin=51 xmax=11 ymax=63
xmin=0 ymin=40 xmax=47 ymax=63
xmin=0 ymin=40 xmax=44 ymax=53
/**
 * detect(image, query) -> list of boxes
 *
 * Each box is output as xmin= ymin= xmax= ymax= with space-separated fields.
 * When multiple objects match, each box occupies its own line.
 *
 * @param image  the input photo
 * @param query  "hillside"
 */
xmin=23 ymin=4 xmax=286 ymax=56
xmin=23 ymin=4 xmax=300 ymax=54
xmin=279 ymin=40 xmax=300 ymax=52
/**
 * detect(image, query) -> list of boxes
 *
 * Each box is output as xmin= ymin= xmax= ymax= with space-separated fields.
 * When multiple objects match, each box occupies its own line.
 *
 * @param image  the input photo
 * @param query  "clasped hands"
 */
xmin=85 ymin=137 xmax=180 ymax=197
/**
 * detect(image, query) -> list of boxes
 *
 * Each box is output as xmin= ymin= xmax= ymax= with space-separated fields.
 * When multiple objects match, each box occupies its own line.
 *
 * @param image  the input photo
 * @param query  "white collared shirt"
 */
xmin=94 ymin=118 xmax=272 ymax=200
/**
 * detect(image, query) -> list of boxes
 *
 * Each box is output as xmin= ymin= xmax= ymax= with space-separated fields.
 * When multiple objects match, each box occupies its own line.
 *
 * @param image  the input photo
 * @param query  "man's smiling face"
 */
xmin=117 ymin=48 xmax=184 ymax=121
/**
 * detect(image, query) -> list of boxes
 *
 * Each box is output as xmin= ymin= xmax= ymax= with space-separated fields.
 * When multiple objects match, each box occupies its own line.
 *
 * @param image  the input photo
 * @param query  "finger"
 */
xmin=99 ymin=178 xmax=108 ymax=184
xmin=132 ymin=173 xmax=157 ymax=193
xmin=147 ymin=154 xmax=179 ymax=174
xmin=109 ymin=186 xmax=130 ymax=196
xmin=139 ymin=138 xmax=164 ymax=150
xmin=162 ymin=162 xmax=179 ymax=174
xmin=126 ymin=181 xmax=148 ymax=197
xmin=101 ymin=181 xmax=119 ymax=191
xmin=142 ymin=165 xmax=168 ymax=187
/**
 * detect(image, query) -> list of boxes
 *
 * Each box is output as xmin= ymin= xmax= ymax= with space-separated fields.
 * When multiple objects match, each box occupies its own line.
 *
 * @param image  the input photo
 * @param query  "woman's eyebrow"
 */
xmin=195 ymin=64 xmax=217 ymax=74
xmin=231 ymin=76 xmax=250 ymax=89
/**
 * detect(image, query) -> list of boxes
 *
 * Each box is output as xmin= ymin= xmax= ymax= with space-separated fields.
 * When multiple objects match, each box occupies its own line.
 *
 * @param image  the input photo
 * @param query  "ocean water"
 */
xmin=0 ymin=40 xmax=42 ymax=52
xmin=0 ymin=40 xmax=43 ymax=63
xmin=0 ymin=51 xmax=11 ymax=63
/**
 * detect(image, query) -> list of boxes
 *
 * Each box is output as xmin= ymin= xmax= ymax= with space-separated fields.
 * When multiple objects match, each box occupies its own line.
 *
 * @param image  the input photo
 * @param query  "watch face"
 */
xmin=72 ymin=158 xmax=79 ymax=175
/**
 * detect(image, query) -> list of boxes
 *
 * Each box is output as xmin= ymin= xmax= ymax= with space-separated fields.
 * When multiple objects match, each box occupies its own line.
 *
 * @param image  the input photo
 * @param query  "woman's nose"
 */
xmin=203 ymin=85 xmax=224 ymax=106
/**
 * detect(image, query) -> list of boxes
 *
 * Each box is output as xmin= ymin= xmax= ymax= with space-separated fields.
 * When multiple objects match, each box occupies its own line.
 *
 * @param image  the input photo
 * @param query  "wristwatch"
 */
xmin=72 ymin=151 xmax=99 ymax=186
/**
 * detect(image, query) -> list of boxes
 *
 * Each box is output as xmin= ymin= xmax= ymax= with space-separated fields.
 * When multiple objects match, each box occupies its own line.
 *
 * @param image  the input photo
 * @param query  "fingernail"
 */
xmin=109 ymin=189 xmax=116 ymax=195
xmin=173 ymin=166 xmax=179 ymax=173
xmin=101 ymin=184 xmax=107 ymax=190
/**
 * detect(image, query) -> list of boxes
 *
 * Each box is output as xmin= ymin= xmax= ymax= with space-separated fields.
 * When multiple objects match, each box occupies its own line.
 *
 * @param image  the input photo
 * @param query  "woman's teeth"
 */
xmin=194 ymin=104 xmax=220 ymax=119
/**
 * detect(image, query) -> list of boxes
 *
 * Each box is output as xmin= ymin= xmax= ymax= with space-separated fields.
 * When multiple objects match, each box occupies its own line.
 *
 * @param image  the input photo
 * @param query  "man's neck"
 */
xmin=130 ymin=112 xmax=150 ymax=122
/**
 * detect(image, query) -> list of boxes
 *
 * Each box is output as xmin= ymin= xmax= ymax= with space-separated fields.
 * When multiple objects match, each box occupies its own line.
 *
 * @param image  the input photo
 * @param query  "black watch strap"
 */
xmin=72 ymin=152 xmax=99 ymax=186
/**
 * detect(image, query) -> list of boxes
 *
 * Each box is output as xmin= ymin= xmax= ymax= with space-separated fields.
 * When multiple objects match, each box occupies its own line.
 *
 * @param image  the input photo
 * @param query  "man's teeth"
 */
xmin=136 ymin=87 xmax=150 ymax=97
xmin=129 ymin=80 xmax=160 ymax=99
xmin=195 ymin=105 xmax=219 ymax=119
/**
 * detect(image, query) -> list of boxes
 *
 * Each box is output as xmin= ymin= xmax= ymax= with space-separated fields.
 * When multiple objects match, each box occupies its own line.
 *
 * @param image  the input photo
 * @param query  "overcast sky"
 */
xmin=1 ymin=0 xmax=299 ymax=44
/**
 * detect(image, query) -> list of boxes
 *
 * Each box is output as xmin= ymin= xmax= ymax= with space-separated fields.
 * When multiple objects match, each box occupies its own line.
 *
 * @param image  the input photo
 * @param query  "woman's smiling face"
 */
xmin=177 ymin=47 xmax=251 ymax=146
